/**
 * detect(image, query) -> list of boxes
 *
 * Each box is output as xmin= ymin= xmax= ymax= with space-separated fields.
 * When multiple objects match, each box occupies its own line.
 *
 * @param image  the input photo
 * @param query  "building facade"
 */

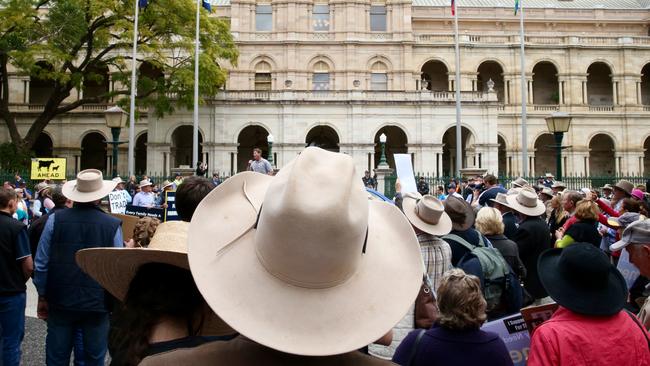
xmin=4 ymin=0 xmax=650 ymax=177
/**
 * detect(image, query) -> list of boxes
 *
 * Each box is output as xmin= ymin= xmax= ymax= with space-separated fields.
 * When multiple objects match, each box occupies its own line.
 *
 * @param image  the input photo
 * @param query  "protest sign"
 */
xmin=124 ymin=205 xmax=164 ymax=221
xmin=617 ymin=249 xmax=641 ymax=289
xmin=108 ymin=191 xmax=128 ymax=214
xmin=394 ymin=154 xmax=417 ymax=194
xmin=481 ymin=314 xmax=530 ymax=366
xmin=110 ymin=213 xmax=140 ymax=242
xmin=520 ymin=303 xmax=558 ymax=335
xmin=164 ymin=191 xmax=180 ymax=221
xmin=31 ymin=158 xmax=66 ymax=180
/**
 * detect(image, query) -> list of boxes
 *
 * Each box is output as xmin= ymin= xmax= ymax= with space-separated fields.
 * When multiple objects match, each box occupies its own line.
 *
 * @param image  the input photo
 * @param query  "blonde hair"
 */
xmin=574 ymin=200 xmax=599 ymax=221
xmin=475 ymin=207 xmax=505 ymax=236
xmin=437 ymin=269 xmax=487 ymax=330
xmin=133 ymin=217 xmax=161 ymax=248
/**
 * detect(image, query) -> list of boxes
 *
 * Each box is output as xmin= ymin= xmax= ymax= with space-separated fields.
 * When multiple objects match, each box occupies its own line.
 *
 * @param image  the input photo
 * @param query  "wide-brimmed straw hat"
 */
xmin=511 ymin=177 xmax=529 ymax=188
xmin=75 ymin=221 xmax=234 ymax=336
xmin=613 ymin=180 xmax=634 ymax=196
xmin=538 ymin=243 xmax=627 ymax=316
xmin=444 ymin=195 xmax=475 ymax=231
xmin=402 ymin=193 xmax=452 ymax=236
xmin=506 ymin=188 xmax=546 ymax=217
xmin=188 ymin=147 xmax=422 ymax=356
xmin=62 ymin=169 xmax=116 ymax=203
xmin=490 ymin=192 xmax=513 ymax=209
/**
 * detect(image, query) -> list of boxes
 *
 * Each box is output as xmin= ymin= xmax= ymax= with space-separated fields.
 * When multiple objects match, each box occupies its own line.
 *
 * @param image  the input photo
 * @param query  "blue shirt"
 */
xmin=133 ymin=192 xmax=156 ymax=207
xmin=33 ymin=213 xmax=123 ymax=296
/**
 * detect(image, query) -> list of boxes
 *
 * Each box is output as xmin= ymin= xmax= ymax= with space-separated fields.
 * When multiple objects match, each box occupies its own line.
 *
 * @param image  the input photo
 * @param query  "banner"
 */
xmin=108 ymin=191 xmax=128 ymax=214
xmin=617 ymin=249 xmax=641 ymax=289
xmin=164 ymin=191 xmax=180 ymax=221
xmin=124 ymin=204 xmax=164 ymax=221
xmin=481 ymin=314 xmax=530 ymax=366
xmin=394 ymin=154 xmax=417 ymax=194
xmin=520 ymin=303 xmax=558 ymax=335
xmin=31 ymin=158 xmax=66 ymax=180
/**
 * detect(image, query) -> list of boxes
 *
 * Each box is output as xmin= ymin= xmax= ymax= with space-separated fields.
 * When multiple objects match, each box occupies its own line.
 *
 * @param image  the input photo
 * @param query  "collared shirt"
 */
xmin=249 ymin=158 xmax=273 ymax=174
xmin=133 ymin=191 xmax=156 ymax=207
xmin=418 ymin=232 xmax=452 ymax=290
xmin=528 ymin=307 xmax=650 ymax=366
xmin=33 ymin=213 xmax=123 ymax=296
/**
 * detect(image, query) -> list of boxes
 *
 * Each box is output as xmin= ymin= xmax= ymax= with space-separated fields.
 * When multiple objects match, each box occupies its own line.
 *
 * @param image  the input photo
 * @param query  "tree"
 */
xmin=0 ymin=0 xmax=238 ymax=158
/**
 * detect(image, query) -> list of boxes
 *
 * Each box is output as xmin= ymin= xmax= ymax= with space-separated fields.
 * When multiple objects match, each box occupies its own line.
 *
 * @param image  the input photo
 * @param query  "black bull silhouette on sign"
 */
xmin=37 ymin=160 xmax=55 ymax=171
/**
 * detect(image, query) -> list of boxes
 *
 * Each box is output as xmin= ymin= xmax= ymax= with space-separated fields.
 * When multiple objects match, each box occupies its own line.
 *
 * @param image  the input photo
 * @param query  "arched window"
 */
xmin=312 ymin=61 xmax=330 ymax=91
xmin=420 ymin=61 xmax=449 ymax=91
xmin=29 ymin=61 xmax=55 ymax=104
xmin=370 ymin=61 xmax=388 ymax=91
xmin=587 ymin=63 xmax=613 ymax=106
xmin=254 ymin=61 xmax=272 ymax=91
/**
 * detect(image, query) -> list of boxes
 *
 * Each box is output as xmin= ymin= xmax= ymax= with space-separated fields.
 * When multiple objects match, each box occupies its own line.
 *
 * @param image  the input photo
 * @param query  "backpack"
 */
xmin=443 ymin=234 xmax=523 ymax=316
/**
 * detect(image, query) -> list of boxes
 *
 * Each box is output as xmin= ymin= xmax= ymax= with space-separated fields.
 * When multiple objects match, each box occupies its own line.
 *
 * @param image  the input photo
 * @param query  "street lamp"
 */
xmin=104 ymin=106 xmax=127 ymax=178
xmin=267 ymin=133 xmax=274 ymax=167
xmin=378 ymin=133 xmax=388 ymax=167
xmin=545 ymin=112 xmax=572 ymax=181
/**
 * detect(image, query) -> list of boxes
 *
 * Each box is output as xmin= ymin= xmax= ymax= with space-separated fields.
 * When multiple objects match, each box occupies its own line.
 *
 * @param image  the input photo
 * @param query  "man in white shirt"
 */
xmin=132 ymin=180 xmax=155 ymax=208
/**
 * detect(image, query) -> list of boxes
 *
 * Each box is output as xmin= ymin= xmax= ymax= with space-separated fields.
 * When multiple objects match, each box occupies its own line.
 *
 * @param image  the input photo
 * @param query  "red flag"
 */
xmin=451 ymin=0 xmax=455 ymax=15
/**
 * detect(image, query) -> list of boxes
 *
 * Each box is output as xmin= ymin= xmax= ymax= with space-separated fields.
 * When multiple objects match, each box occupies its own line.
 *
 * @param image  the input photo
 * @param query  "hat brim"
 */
xmin=402 ymin=197 xmax=452 ymax=236
xmin=140 ymin=182 xmax=152 ymax=188
xmin=609 ymin=238 xmax=630 ymax=252
xmin=613 ymin=185 xmax=632 ymax=196
xmin=188 ymin=200 xmax=422 ymax=356
xmin=505 ymin=195 xmax=546 ymax=217
xmin=62 ymin=180 xmax=117 ymax=203
xmin=489 ymin=198 xmax=514 ymax=210
xmin=537 ymin=248 xmax=627 ymax=316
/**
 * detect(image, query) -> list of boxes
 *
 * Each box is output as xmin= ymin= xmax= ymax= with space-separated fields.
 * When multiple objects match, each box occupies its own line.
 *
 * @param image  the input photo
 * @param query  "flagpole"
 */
xmin=519 ymin=0 xmax=528 ymax=176
xmin=453 ymin=0 xmax=462 ymax=178
xmin=192 ymin=0 xmax=201 ymax=169
xmin=128 ymin=0 xmax=140 ymax=176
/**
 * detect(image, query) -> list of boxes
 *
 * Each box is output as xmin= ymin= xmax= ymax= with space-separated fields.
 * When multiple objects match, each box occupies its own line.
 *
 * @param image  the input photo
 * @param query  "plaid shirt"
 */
xmin=418 ymin=232 xmax=452 ymax=290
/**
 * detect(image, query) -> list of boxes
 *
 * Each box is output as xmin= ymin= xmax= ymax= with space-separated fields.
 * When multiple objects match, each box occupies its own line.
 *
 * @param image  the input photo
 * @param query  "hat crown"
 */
xmin=615 ymin=180 xmax=634 ymax=194
xmin=76 ymin=169 xmax=104 ymax=193
xmin=559 ymin=244 xmax=610 ymax=288
xmin=414 ymin=195 xmax=444 ymax=225
xmin=255 ymin=147 xmax=368 ymax=289
xmin=515 ymin=189 xmax=538 ymax=208
xmin=148 ymin=221 xmax=189 ymax=252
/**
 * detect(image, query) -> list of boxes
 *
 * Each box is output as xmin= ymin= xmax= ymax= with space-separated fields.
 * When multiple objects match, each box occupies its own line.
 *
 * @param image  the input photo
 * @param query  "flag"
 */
xmin=451 ymin=0 xmax=455 ymax=15
xmin=138 ymin=0 xmax=148 ymax=8
xmin=202 ymin=0 xmax=212 ymax=12
xmin=514 ymin=0 xmax=520 ymax=15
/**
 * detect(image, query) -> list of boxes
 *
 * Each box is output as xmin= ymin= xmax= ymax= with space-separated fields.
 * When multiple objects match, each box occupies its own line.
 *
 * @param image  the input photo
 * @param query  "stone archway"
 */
xmin=477 ymin=61 xmax=504 ymax=102
xmin=587 ymin=62 xmax=613 ymax=106
xmin=237 ymin=125 xmax=269 ymax=172
xmin=81 ymin=132 xmax=107 ymax=172
xmin=533 ymin=62 xmax=559 ymax=104
xmin=374 ymin=126 xmax=407 ymax=169
xmin=534 ymin=134 xmax=556 ymax=177
xmin=442 ymin=126 xmax=473 ymax=176
xmin=135 ymin=133 xmax=148 ymax=174
xmin=642 ymin=64 xmax=650 ymax=106
xmin=421 ymin=60 xmax=449 ymax=92
xmin=589 ymin=134 xmax=615 ymax=176
xmin=83 ymin=63 xmax=110 ymax=100
xmin=306 ymin=125 xmax=340 ymax=152
xmin=171 ymin=126 xmax=203 ymax=168
xmin=34 ymin=132 xmax=53 ymax=158
xmin=645 ymin=136 xmax=650 ymax=175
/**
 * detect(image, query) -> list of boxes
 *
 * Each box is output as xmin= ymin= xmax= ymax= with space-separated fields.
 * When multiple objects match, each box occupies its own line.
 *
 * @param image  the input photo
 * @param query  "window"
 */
xmin=254 ymin=61 xmax=272 ymax=90
xmin=313 ymin=4 xmax=330 ymax=31
xmin=312 ymin=61 xmax=330 ymax=91
xmin=370 ymin=61 xmax=388 ymax=90
xmin=370 ymin=5 xmax=386 ymax=32
xmin=256 ymin=5 xmax=272 ymax=31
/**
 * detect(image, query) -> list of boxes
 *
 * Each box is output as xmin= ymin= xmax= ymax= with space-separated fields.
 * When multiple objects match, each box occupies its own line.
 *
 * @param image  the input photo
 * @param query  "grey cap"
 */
xmin=610 ymin=219 xmax=650 ymax=251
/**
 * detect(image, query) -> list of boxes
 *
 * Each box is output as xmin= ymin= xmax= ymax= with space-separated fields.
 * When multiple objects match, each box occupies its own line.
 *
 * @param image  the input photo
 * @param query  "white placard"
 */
xmin=108 ymin=191 xmax=127 ymax=214
xmin=394 ymin=154 xmax=418 ymax=194
xmin=617 ymin=249 xmax=640 ymax=289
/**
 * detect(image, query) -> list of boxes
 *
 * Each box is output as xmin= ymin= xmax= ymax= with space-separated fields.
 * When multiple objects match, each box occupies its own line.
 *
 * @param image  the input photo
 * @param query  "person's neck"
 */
xmin=0 ymin=208 xmax=12 ymax=215
xmin=149 ymin=316 xmax=190 ymax=343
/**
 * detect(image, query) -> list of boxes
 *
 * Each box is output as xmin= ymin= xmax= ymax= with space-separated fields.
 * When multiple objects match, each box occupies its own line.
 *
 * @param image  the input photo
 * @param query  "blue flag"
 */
xmin=202 ymin=0 xmax=212 ymax=12
xmin=138 ymin=0 xmax=148 ymax=8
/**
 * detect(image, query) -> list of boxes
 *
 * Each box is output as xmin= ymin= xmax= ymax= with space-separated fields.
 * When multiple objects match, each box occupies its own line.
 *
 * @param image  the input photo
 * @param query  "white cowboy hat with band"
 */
xmin=62 ymin=169 xmax=116 ymax=203
xmin=188 ymin=147 xmax=422 ymax=356
xmin=402 ymin=192 xmax=452 ymax=236
xmin=506 ymin=188 xmax=546 ymax=217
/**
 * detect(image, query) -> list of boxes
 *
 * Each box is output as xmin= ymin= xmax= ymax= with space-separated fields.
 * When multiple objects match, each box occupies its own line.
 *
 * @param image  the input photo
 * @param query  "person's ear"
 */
xmin=642 ymin=245 xmax=650 ymax=258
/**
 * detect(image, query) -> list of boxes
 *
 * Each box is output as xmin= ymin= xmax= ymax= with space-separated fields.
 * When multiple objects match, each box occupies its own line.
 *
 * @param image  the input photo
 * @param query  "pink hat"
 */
xmin=632 ymin=189 xmax=645 ymax=201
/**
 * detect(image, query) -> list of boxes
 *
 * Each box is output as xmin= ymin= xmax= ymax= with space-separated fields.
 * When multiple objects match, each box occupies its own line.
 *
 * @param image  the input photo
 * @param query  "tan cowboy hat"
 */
xmin=601 ymin=184 xmax=613 ymax=192
xmin=506 ymin=188 xmax=546 ymax=217
xmin=62 ymin=169 xmax=116 ymax=203
xmin=551 ymin=181 xmax=567 ymax=189
xmin=35 ymin=182 xmax=52 ymax=194
xmin=188 ymin=147 xmax=421 ymax=356
xmin=540 ymin=187 xmax=554 ymax=198
xmin=139 ymin=179 xmax=152 ymax=188
xmin=112 ymin=177 xmax=125 ymax=184
xmin=613 ymin=180 xmax=634 ymax=196
xmin=402 ymin=193 xmax=452 ymax=236
xmin=490 ymin=192 xmax=514 ymax=209
xmin=545 ymin=173 xmax=554 ymax=178
xmin=161 ymin=180 xmax=174 ymax=189
xmin=511 ymin=177 xmax=529 ymax=188
xmin=443 ymin=195 xmax=475 ymax=231
xmin=75 ymin=221 xmax=234 ymax=336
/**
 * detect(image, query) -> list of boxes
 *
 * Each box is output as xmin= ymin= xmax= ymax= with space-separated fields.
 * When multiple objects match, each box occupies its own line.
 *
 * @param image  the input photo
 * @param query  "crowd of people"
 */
xmin=1 ymin=149 xmax=650 ymax=365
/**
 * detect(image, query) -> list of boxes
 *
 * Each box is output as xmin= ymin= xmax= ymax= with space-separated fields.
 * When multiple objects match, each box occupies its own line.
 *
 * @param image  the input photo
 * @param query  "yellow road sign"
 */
xmin=31 ymin=158 xmax=66 ymax=180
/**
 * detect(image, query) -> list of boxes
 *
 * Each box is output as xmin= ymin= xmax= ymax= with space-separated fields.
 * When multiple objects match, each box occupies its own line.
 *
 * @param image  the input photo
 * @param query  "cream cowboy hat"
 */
xmin=62 ymin=169 xmax=116 ymax=203
xmin=402 ymin=193 xmax=452 ymax=236
xmin=490 ymin=192 xmax=514 ymax=209
xmin=139 ymin=179 xmax=152 ymax=188
xmin=511 ymin=177 xmax=529 ymax=188
xmin=506 ymin=188 xmax=546 ymax=217
xmin=76 ymin=220 xmax=234 ymax=336
xmin=188 ymin=147 xmax=422 ymax=356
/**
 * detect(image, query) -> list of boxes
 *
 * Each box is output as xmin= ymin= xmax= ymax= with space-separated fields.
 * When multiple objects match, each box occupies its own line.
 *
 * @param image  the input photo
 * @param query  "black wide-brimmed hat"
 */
xmin=538 ymin=243 xmax=627 ymax=316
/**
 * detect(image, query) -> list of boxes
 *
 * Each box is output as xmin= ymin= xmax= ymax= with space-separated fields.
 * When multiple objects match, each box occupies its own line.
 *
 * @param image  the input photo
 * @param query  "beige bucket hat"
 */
xmin=76 ymin=220 xmax=234 ymax=336
xmin=188 ymin=147 xmax=422 ymax=356
xmin=506 ymin=188 xmax=546 ymax=217
xmin=402 ymin=193 xmax=452 ymax=236
xmin=62 ymin=169 xmax=116 ymax=202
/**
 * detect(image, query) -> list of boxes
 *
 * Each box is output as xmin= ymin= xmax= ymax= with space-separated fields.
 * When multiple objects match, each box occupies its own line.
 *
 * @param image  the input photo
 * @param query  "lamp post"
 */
xmin=378 ymin=133 xmax=388 ymax=168
xmin=267 ymin=134 xmax=274 ymax=167
xmin=545 ymin=112 xmax=572 ymax=181
xmin=104 ymin=106 xmax=128 ymax=178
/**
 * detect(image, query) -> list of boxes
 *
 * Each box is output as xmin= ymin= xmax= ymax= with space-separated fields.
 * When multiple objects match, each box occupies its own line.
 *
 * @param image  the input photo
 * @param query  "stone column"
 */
xmin=374 ymin=166 xmax=394 ymax=195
